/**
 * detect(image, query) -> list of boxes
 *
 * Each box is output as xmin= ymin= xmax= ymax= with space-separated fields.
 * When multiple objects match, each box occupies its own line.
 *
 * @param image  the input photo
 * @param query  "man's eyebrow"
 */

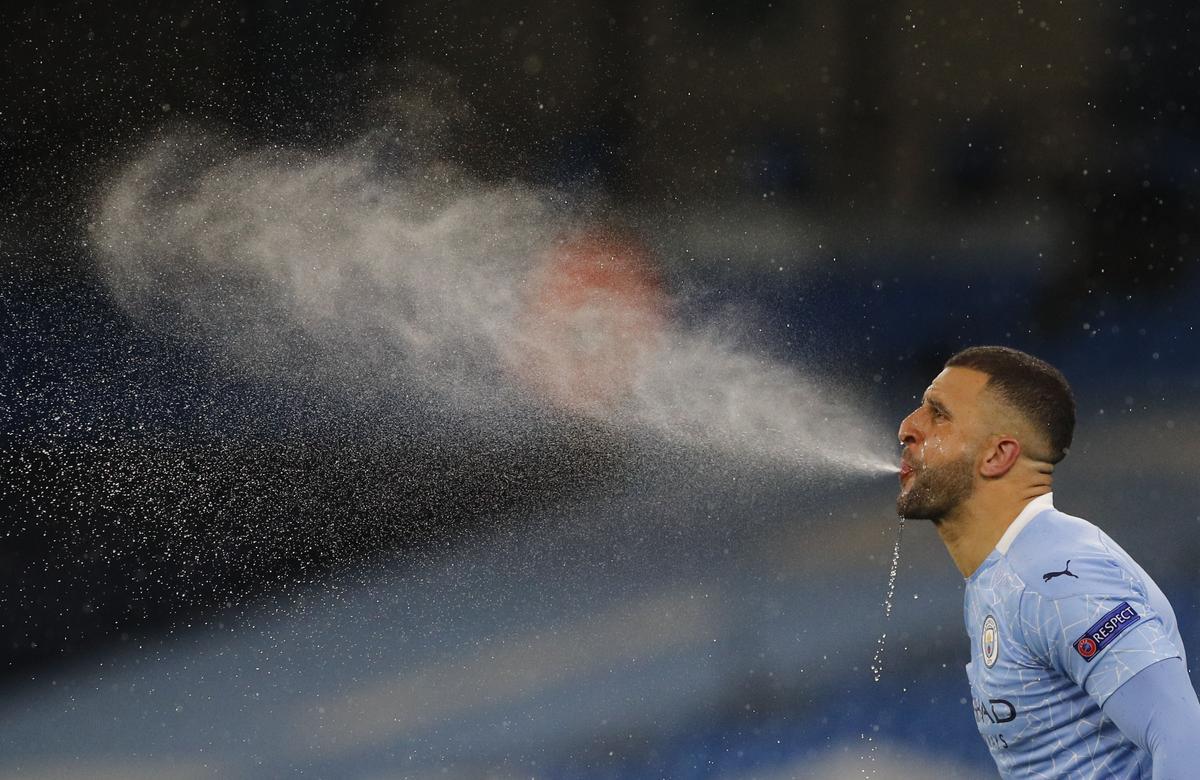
xmin=923 ymin=393 xmax=952 ymax=418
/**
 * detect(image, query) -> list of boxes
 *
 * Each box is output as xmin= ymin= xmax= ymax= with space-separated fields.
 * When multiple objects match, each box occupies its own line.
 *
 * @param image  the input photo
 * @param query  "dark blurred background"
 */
xmin=2 ymin=2 xmax=1199 ymax=778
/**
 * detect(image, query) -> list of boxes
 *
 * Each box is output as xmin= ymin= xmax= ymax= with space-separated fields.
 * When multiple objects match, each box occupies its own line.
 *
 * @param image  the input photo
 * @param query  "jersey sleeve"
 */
xmin=1020 ymin=555 xmax=1181 ymax=706
xmin=1102 ymin=657 xmax=1200 ymax=775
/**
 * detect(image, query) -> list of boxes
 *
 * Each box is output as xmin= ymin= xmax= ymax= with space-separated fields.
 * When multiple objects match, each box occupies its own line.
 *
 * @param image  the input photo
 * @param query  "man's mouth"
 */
xmin=899 ymin=461 xmax=916 ymax=484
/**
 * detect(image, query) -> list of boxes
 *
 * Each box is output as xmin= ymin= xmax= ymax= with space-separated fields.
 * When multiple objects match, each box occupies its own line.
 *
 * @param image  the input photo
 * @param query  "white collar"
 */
xmin=994 ymin=492 xmax=1055 ymax=555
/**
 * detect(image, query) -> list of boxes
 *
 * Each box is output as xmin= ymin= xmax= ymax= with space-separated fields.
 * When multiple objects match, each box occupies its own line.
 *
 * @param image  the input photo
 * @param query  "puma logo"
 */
xmin=1043 ymin=560 xmax=1078 ymax=582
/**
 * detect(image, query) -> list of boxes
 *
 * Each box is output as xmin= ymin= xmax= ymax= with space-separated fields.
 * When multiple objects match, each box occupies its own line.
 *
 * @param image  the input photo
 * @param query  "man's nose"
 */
xmin=897 ymin=410 xmax=921 ymax=447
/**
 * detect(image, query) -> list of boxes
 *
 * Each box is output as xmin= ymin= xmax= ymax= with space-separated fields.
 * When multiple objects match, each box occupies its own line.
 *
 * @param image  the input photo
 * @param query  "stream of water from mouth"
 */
xmin=871 ymin=516 xmax=905 ymax=682
xmin=860 ymin=516 xmax=905 ymax=775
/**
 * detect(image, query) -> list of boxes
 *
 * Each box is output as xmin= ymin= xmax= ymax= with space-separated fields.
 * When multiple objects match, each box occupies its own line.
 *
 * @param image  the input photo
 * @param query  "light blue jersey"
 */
xmin=964 ymin=493 xmax=1185 ymax=778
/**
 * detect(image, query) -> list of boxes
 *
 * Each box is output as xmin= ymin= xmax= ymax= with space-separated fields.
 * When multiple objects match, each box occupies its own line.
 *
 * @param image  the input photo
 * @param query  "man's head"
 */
xmin=896 ymin=346 xmax=1075 ymax=521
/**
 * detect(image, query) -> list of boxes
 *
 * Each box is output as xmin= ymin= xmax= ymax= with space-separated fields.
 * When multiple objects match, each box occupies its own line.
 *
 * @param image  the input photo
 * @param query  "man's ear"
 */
xmin=981 ymin=436 xmax=1022 ymax=478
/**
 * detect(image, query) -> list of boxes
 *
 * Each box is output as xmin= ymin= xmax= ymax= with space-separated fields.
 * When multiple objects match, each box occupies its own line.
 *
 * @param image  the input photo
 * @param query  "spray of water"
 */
xmin=89 ymin=118 xmax=898 ymax=476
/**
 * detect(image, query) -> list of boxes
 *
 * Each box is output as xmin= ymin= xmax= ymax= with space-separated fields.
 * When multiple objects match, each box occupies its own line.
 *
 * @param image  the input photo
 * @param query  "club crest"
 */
xmin=982 ymin=615 xmax=999 ymax=667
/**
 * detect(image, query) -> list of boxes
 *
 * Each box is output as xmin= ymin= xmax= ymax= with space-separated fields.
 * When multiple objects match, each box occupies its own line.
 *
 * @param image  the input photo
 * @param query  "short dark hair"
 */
xmin=945 ymin=346 xmax=1076 ymax=463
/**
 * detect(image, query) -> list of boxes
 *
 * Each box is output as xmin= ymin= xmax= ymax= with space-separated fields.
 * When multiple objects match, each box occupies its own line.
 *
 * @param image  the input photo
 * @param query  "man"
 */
xmin=897 ymin=345 xmax=1200 ymax=778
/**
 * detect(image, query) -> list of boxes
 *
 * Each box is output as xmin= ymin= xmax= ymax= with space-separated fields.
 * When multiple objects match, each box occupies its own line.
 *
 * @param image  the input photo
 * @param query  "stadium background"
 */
xmin=2 ymin=1 xmax=1199 ymax=777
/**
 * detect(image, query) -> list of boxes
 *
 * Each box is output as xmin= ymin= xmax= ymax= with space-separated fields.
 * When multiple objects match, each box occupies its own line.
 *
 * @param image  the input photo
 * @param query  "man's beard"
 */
xmin=896 ymin=452 xmax=975 ymax=521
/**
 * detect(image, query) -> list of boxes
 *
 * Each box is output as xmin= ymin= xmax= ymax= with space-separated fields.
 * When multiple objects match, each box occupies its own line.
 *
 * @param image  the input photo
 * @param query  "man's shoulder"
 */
xmin=1003 ymin=508 xmax=1135 ymax=601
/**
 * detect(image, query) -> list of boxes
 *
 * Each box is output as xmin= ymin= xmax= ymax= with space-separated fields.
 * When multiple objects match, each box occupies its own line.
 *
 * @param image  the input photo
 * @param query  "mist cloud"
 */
xmin=91 ymin=120 xmax=895 ymax=475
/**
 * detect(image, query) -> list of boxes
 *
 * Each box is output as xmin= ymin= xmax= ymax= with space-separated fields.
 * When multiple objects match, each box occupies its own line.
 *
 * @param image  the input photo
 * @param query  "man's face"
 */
xmin=896 ymin=367 xmax=991 ymax=521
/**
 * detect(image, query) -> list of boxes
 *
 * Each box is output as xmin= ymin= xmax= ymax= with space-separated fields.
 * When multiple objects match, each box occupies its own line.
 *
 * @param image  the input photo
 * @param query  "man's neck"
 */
xmin=936 ymin=487 xmax=1053 ymax=578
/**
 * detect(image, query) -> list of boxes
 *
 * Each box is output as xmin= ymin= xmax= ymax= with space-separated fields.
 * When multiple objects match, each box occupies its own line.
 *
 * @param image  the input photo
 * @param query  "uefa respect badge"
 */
xmin=1073 ymin=602 xmax=1141 ymax=662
